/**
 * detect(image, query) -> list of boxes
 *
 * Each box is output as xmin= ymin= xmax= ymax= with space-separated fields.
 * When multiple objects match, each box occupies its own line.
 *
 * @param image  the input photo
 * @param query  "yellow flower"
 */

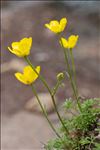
xmin=45 ymin=18 xmax=67 ymax=33
xmin=8 ymin=37 xmax=32 ymax=57
xmin=60 ymin=35 xmax=79 ymax=49
xmin=15 ymin=65 xmax=40 ymax=85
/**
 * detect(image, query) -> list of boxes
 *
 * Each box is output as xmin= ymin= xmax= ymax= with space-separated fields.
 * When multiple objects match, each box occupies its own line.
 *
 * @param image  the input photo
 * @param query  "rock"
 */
xmin=34 ymin=52 xmax=50 ymax=62
xmin=25 ymin=93 xmax=57 ymax=113
xmin=1 ymin=111 xmax=54 ymax=150
xmin=79 ymin=87 xmax=91 ymax=97
xmin=1 ymin=59 xmax=26 ymax=73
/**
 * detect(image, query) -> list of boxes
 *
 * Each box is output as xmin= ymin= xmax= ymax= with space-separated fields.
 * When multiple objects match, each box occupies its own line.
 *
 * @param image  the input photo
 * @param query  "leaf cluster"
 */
xmin=45 ymin=98 xmax=100 ymax=150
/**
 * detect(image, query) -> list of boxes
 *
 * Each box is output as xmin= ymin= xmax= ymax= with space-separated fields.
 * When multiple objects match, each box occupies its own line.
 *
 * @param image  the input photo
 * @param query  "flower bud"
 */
xmin=57 ymin=72 xmax=65 ymax=81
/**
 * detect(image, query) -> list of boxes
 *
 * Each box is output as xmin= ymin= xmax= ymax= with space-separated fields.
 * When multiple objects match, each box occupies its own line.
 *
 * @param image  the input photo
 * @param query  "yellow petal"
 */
xmin=45 ymin=18 xmax=67 ymax=33
xmin=12 ymin=42 xmax=19 ymax=49
xmin=11 ymin=42 xmax=23 ymax=56
xmin=50 ymin=21 xmax=60 ymax=33
xmin=60 ymin=18 xmax=67 ymax=32
xmin=8 ymin=37 xmax=32 ymax=57
xmin=10 ymin=42 xmax=23 ymax=57
xmin=31 ymin=66 xmax=40 ymax=82
xmin=50 ymin=20 xmax=59 ymax=26
xmin=24 ymin=66 xmax=33 ymax=77
xmin=35 ymin=66 xmax=41 ymax=76
xmin=8 ymin=47 xmax=13 ymax=52
xmin=15 ymin=65 xmax=40 ymax=85
xmin=15 ymin=73 xmax=28 ymax=84
xmin=24 ymin=65 xmax=40 ymax=84
xmin=60 ymin=38 xmax=69 ymax=48
xmin=45 ymin=20 xmax=60 ymax=33
xmin=8 ymin=46 xmax=23 ymax=57
xmin=19 ymin=37 xmax=32 ymax=55
xmin=68 ymin=35 xmax=79 ymax=48
xmin=45 ymin=24 xmax=51 ymax=30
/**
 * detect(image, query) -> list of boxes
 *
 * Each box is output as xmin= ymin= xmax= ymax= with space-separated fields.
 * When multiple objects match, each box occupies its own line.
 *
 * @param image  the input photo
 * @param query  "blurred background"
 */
xmin=1 ymin=1 xmax=100 ymax=149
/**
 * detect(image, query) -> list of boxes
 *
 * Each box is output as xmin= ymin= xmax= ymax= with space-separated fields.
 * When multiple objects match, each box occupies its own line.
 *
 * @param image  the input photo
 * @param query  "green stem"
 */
xmin=63 ymin=48 xmax=82 ymax=112
xmin=69 ymin=49 xmax=78 ymax=96
xmin=51 ymin=94 xmax=69 ymax=134
xmin=24 ymin=56 xmax=69 ymax=134
xmin=52 ymin=81 xmax=61 ymax=96
xmin=31 ymin=84 xmax=61 ymax=138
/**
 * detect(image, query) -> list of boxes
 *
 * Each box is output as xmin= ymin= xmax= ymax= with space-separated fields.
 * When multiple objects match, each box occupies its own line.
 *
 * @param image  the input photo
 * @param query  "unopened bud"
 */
xmin=57 ymin=72 xmax=64 ymax=81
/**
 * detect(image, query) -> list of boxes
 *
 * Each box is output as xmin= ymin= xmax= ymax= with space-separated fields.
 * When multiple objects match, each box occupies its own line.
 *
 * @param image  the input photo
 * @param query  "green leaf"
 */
xmin=63 ymin=98 xmax=73 ymax=109
xmin=93 ymin=143 xmax=100 ymax=150
xmin=79 ymin=137 xmax=91 ymax=145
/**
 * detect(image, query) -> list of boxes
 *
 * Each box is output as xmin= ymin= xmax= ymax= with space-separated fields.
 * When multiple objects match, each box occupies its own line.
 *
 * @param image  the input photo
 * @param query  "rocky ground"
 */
xmin=1 ymin=1 xmax=100 ymax=150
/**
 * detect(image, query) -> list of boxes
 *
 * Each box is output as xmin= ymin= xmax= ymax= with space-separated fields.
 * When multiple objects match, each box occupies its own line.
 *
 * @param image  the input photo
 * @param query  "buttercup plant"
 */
xmin=8 ymin=17 xmax=100 ymax=150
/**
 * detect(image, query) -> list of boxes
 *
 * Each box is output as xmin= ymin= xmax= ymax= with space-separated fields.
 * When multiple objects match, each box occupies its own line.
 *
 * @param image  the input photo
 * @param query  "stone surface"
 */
xmin=25 ymin=93 xmax=57 ymax=113
xmin=1 ymin=59 xmax=26 ymax=73
xmin=1 ymin=111 xmax=56 ymax=150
